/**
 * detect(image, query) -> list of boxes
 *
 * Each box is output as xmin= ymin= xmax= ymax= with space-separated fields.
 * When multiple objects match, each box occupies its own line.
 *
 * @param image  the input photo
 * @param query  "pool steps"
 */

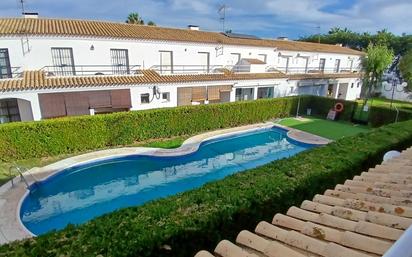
xmin=195 ymin=147 xmax=412 ymax=257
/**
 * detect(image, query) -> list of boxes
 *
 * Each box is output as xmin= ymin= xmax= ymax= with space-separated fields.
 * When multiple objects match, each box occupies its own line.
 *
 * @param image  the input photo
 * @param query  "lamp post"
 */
xmin=383 ymin=75 xmax=404 ymax=109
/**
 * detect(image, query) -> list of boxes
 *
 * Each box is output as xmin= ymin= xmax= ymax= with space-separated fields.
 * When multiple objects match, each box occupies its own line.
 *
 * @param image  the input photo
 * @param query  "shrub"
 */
xmin=0 ymin=96 xmax=355 ymax=162
xmin=2 ymin=120 xmax=412 ymax=257
xmin=369 ymin=106 xmax=412 ymax=127
xmin=304 ymin=96 xmax=357 ymax=121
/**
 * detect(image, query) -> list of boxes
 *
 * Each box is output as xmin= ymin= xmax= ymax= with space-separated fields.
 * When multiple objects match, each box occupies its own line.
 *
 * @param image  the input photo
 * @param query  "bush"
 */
xmin=369 ymin=106 xmax=412 ymax=127
xmin=303 ymin=96 xmax=357 ymax=121
xmin=0 ymin=96 xmax=355 ymax=162
xmin=2 ymin=120 xmax=412 ymax=257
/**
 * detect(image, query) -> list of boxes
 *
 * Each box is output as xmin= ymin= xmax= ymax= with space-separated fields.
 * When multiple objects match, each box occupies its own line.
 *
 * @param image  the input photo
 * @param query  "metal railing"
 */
xmin=150 ymin=65 xmax=227 ymax=75
xmin=9 ymin=164 xmax=37 ymax=189
xmin=276 ymin=66 xmax=360 ymax=74
xmin=150 ymin=64 xmax=283 ymax=75
xmin=0 ymin=67 xmax=23 ymax=79
xmin=41 ymin=64 xmax=142 ymax=77
xmin=32 ymin=64 xmax=362 ymax=77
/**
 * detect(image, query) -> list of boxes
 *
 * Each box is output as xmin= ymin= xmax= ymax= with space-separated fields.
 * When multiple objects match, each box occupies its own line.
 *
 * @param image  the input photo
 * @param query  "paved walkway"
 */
xmin=0 ymin=123 xmax=329 ymax=244
xmin=195 ymin=148 xmax=412 ymax=257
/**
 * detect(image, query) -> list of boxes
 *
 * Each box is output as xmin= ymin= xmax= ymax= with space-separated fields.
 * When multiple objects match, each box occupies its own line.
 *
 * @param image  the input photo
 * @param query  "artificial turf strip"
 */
xmin=278 ymin=117 xmax=370 ymax=140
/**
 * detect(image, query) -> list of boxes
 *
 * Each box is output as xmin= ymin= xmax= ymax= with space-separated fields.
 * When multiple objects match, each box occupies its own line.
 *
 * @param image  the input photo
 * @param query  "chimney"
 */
xmin=277 ymin=36 xmax=288 ymax=41
xmin=188 ymin=25 xmax=200 ymax=31
xmin=23 ymin=12 xmax=39 ymax=19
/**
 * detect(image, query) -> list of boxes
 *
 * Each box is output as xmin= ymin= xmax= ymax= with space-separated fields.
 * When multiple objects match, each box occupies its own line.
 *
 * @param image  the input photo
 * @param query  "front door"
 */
xmin=337 ymin=83 xmax=348 ymax=100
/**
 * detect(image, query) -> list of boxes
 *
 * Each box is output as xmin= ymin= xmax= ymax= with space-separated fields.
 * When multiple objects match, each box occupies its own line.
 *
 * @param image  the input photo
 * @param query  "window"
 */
xmin=258 ymin=54 xmax=267 ymax=63
xmin=162 ymin=92 xmax=170 ymax=102
xmin=351 ymin=83 xmax=354 ymax=88
xmin=334 ymin=59 xmax=341 ymax=73
xmin=110 ymin=49 xmax=130 ymax=75
xmin=230 ymin=53 xmax=241 ymax=65
xmin=235 ymin=88 xmax=254 ymax=101
xmin=159 ymin=51 xmax=173 ymax=74
xmin=357 ymin=82 xmax=360 ymax=88
xmin=198 ymin=52 xmax=210 ymax=73
xmin=319 ymin=58 xmax=326 ymax=72
xmin=0 ymin=49 xmax=12 ymax=79
xmin=0 ymin=99 xmax=20 ymax=123
xmin=141 ymin=93 xmax=150 ymax=104
xmin=257 ymin=87 xmax=274 ymax=99
xmin=348 ymin=59 xmax=354 ymax=71
xmin=51 ymin=47 xmax=75 ymax=76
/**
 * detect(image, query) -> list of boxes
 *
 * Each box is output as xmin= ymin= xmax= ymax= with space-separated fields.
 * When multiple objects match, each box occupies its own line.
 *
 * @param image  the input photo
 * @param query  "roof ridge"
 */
xmin=0 ymin=18 xmax=364 ymax=55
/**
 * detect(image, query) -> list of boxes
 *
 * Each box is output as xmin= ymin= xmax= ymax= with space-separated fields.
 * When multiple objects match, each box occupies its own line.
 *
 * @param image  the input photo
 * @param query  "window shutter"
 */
xmin=177 ymin=87 xmax=192 ymax=106
xmin=39 ymin=93 xmax=67 ymax=119
xmin=192 ymin=87 xmax=206 ymax=101
xmin=111 ymin=89 xmax=132 ymax=108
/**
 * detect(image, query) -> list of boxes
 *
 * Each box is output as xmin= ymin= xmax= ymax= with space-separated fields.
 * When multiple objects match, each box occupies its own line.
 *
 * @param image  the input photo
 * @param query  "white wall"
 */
xmin=379 ymin=82 xmax=411 ymax=102
xmin=338 ymin=78 xmax=362 ymax=100
xmin=0 ymin=92 xmax=41 ymax=120
xmin=0 ymin=34 xmax=364 ymax=121
xmin=0 ymin=36 xmax=363 ymax=74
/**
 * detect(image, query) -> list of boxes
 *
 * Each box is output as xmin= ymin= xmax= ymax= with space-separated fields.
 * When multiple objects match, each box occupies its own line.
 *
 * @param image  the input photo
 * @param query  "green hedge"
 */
xmin=369 ymin=106 xmax=412 ymax=127
xmin=304 ymin=96 xmax=357 ymax=121
xmin=2 ymin=120 xmax=412 ymax=257
xmin=0 ymin=96 xmax=355 ymax=162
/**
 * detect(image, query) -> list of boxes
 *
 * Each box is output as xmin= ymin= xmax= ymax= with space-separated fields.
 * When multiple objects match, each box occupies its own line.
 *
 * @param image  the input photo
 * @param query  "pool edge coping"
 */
xmin=0 ymin=122 xmax=330 ymax=244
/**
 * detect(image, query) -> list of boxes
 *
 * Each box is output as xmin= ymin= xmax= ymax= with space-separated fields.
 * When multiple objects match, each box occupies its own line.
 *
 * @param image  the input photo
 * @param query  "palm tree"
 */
xmin=126 ymin=13 xmax=144 ymax=25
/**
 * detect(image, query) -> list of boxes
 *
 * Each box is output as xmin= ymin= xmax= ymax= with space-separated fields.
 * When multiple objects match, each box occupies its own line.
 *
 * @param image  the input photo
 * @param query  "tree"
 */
xmin=362 ymin=44 xmax=394 ymax=101
xmin=147 ymin=21 xmax=156 ymax=26
xmin=399 ymin=49 xmax=412 ymax=91
xmin=299 ymin=28 xmax=411 ymax=55
xmin=126 ymin=13 xmax=144 ymax=25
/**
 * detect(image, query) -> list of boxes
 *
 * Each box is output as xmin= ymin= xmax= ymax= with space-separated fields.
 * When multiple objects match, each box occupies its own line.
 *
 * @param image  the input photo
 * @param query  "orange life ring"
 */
xmin=334 ymin=102 xmax=344 ymax=112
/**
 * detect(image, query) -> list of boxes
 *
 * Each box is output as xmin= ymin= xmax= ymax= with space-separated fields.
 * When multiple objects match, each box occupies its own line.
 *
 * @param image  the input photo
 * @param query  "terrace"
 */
xmin=0 ymin=63 xmax=361 ymax=80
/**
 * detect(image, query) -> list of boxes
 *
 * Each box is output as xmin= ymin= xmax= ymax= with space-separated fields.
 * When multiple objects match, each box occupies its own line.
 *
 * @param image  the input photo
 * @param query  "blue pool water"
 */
xmin=20 ymin=127 xmax=314 ymax=235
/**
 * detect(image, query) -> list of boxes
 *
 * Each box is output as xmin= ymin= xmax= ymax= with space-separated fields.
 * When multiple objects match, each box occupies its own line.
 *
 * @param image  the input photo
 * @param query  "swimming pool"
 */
xmin=20 ymin=127 xmax=314 ymax=235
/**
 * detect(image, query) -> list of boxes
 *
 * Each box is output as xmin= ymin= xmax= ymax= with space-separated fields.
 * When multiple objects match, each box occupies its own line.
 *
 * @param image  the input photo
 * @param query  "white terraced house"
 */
xmin=0 ymin=15 xmax=364 ymax=123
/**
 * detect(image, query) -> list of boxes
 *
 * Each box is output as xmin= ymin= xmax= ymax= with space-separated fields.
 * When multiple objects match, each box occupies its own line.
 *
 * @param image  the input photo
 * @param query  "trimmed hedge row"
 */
xmin=369 ymin=106 xmax=412 ymax=127
xmin=304 ymin=96 xmax=358 ymax=121
xmin=2 ymin=120 xmax=412 ymax=257
xmin=0 ymin=96 xmax=355 ymax=161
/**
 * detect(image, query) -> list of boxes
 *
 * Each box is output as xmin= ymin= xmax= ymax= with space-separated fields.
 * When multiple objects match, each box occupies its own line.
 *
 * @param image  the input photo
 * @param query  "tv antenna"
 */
xmin=19 ymin=0 xmax=26 ymax=14
xmin=316 ymin=24 xmax=321 ymax=43
xmin=218 ymin=4 xmax=226 ymax=32
xmin=17 ymin=0 xmax=32 ymax=55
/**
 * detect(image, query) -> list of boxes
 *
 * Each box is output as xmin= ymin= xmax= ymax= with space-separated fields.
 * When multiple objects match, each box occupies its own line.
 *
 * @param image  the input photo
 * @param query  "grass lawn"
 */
xmin=0 ymin=136 xmax=188 ymax=186
xmin=278 ymin=116 xmax=370 ymax=140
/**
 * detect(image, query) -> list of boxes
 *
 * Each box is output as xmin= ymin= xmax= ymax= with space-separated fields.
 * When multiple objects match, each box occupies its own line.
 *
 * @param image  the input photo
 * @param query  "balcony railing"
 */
xmin=150 ymin=65 xmax=227 ymax=75
xmin=0 ymin=67 xmax=23 ymax=79
xmin=277 ymin=66 xmax=360 ymax=74
xmin=150 ymin=65 xmax=283 ymax=74
xmin=41 ymin=65 xmax=142 ymax=77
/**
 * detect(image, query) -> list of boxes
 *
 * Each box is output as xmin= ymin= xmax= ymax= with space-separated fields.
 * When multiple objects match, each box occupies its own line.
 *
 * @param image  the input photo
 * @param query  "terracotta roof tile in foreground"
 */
xmin=195 ymin=148 xmax=412 ymax=257
xmin=0 ymin=18 xmax=364 ymax=56
xmin=0 ymin=70 xmax=361 ymax=92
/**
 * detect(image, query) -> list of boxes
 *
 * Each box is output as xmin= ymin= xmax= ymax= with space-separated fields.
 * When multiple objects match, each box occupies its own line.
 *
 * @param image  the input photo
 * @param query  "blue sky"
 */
xmin=1 ymin=0 xmax=411 ymax=39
